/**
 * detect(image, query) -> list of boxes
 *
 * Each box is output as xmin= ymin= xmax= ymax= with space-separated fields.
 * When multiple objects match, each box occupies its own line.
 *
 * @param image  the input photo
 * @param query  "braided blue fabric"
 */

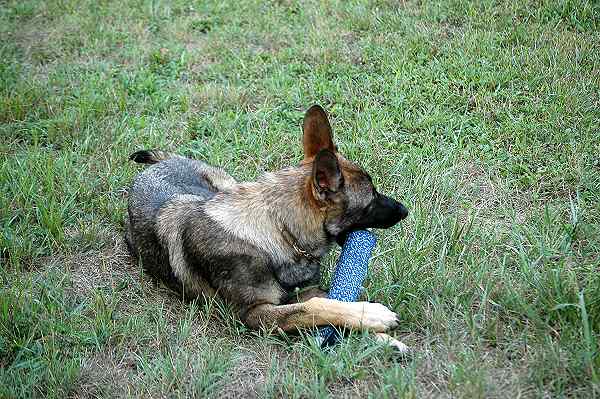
xmin=318 ymin=230 xmax=377 ymax=348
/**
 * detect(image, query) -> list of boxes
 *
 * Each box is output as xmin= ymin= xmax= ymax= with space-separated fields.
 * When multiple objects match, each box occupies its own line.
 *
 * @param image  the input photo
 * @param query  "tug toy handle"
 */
xmin=318 ymin=230 xmax=377 ymax=347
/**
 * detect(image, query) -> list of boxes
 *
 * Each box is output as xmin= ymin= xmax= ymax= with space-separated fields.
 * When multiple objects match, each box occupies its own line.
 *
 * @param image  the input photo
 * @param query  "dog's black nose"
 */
xmin=364 ymin=194 xmax=408 ymax=229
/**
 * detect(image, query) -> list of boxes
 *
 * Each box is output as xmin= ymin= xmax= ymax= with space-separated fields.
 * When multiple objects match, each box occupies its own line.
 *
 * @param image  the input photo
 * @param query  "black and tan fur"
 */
xmin=125 ymin=105 xmax=409 ymax=350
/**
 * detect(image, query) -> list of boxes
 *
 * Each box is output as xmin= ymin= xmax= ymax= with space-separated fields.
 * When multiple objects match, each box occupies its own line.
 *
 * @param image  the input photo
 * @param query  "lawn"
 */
xmin=1 ymin=0 xmax=599 ymax=397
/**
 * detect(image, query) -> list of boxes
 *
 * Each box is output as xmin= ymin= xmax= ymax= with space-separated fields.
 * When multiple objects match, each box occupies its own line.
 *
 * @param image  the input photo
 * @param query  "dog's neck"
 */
xmin=207 ymin=164 xmax=332 ymax=262
xmin=247 ymin=165 xmax=329 ymax=251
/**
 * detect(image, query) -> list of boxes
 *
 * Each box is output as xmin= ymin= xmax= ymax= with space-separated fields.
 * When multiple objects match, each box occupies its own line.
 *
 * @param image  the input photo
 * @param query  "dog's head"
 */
xmin=301 ymin=105 xmax=408 ymax=245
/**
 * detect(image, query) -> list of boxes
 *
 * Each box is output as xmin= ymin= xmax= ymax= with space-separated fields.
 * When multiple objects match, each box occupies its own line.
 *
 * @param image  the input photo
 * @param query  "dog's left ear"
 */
xmin=312 ymin=149 xmax=344 ymax=200
xmin=303 ymin=105 xmax=335 ymax=161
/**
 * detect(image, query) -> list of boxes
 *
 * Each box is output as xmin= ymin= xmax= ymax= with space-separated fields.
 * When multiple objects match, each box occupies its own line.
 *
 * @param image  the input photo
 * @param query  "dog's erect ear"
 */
xmin=303 ymin=105 xmax=334 ymax=160
xmin=312 ymin=149 xmax=343 ymax=198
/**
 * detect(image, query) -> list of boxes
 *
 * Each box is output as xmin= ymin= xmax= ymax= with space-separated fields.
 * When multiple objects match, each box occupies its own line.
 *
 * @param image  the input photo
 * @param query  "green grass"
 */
xmin=1 ymin=0 xmax=599 ymax=397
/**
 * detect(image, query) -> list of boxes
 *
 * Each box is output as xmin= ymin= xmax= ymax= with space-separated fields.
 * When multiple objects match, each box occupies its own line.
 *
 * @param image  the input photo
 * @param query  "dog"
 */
xmin=125 ymin=105 xmax=409 ymax=351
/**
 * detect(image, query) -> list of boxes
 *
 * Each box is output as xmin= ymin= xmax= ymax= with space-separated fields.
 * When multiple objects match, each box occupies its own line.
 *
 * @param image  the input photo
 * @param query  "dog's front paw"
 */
xmin=353 ymin=302 xmax=399 ymax=332
xmin=374 ymin=332 xmax=410 ymax=355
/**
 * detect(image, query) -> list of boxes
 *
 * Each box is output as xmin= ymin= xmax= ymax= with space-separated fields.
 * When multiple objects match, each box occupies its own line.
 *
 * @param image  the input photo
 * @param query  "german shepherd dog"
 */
xmin=125 ymin=105 xmax=409 ymax=351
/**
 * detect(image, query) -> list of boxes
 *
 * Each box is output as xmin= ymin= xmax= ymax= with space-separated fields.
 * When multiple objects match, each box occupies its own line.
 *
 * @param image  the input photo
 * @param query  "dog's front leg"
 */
xmin=243 ymin=297 xmax=398 ymax=332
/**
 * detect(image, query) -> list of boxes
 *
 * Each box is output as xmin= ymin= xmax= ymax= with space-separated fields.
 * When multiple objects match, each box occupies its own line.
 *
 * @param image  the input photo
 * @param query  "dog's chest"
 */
xmin=271 ymin=258 xmax=321 ymax=291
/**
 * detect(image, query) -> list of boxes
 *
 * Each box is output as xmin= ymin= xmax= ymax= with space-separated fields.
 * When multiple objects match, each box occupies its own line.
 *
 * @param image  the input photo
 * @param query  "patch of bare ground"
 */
xmin=51 ymin=231 xmax=218 ymax=397
xmin=455 ymin=161 xmax=532 ymax=230
xmin=64 ymin=230 xmax=137 ymax=298
xmin=7 ymin=22 xmax=58 ymax=82
xmin=227 ymin=361 xmax=265 ymax=398
xmin=326 ymin=375 xmax=389 ymax=398
xmin=184 ymin=82 xmax=260 ymax=114
xmin=413 ymin=333 xmax=533 ymax=398
xmin=70 ymin=348 xmax=138 ymax=399
xmin=219 ymin=339 xmax=285 ymax=399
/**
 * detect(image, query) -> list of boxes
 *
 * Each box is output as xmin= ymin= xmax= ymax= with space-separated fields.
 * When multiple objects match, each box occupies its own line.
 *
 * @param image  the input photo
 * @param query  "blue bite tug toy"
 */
xmin=317 ymin=230 xmax=377 ymax=348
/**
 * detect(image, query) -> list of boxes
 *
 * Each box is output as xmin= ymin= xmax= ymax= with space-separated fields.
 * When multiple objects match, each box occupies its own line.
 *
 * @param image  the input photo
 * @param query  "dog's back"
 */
xmin=129 ymin=156 xmax=221 ymax=216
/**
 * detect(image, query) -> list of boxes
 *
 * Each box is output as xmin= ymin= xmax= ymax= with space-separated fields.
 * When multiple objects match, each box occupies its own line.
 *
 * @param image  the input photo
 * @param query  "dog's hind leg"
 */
xmin=243 ymin=297 xmax=398 ymax=333
xmin=123 ymin=215 xmax=138 ymax=259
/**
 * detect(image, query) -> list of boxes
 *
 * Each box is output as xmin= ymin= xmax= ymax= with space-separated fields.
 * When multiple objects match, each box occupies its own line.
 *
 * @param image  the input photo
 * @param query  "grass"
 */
xmin=1 ymin=0 xmax=599 ymax=397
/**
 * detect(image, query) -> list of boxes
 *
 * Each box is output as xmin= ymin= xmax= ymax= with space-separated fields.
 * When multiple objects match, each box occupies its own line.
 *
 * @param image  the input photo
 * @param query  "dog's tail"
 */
xmin=129 ymin=149 xmax=180 ymax=164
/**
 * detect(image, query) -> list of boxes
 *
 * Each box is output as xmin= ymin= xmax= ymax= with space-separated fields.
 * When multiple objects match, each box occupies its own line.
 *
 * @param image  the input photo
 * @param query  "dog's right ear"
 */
xmin=312 ymin=149 xmax=343 ymax=200
xmin=303 ymin=105 xmax=335 ymax=161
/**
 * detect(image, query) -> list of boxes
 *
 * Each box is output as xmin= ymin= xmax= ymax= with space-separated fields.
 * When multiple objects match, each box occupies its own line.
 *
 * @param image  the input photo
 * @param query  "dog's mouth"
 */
xmin=335 ymin=231 xmax=353 ymax=246
xmin=334 ymin=202 xmax=409 ymax=246
xmin=335 ymin=208 xmax=408 ymax=247
xmin=324 ymin=193 xmax=409 ymax=246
